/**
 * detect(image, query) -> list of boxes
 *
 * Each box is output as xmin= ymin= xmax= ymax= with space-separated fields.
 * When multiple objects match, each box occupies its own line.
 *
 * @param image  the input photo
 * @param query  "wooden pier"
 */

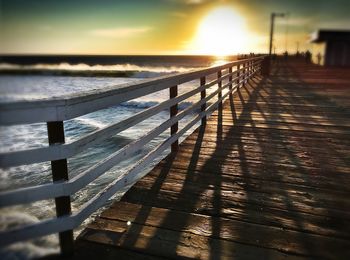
xmin=73 ymin=59 xmax=350 ymax=259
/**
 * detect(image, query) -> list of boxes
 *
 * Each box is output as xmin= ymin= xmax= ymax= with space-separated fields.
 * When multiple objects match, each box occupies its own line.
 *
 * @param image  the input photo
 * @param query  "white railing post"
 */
xmin=47 ymin=121 xmax=74 ymax=256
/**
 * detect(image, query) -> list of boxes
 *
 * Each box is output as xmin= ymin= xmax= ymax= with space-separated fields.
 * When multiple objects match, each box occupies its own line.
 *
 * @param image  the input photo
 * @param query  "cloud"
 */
xmin=89 ymin=26 xmax=152 ymax=38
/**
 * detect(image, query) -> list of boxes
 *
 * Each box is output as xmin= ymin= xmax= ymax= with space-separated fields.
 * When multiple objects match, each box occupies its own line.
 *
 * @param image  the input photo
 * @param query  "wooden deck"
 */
xmin=74 ymin=60 xmax=350 ymax=259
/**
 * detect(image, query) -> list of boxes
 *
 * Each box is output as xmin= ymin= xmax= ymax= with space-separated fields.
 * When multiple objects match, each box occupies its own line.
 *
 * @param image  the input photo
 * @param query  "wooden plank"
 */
xmin=81 ymin=215 xmax=309 ymax=259
xmin=123 ymin=180 xmax=350 ymax=220
xmin=94 ymin=202 xmax=350 ymax=258
xmin=157 ymin=159 xmax=350 ymax=192
xmin=180 ymin=138 xmax=350 ymax=161
xmin=208 ymin=115 xmax=350 ymax=127
xmin=186 ymin=127 xmax=350 ymax=146
xmin=183 ymin=126 xmax=350 ymax=147
xmin=45 ymin=240 xmax=168 ymax=259
xmin=148 ymin=165 xmax=350 ymax=195
xmin=121 ymin=173 xmax=350 ymax=240
xmin=137 ymin=167 xmax=350 ymax=208
xmin=101 ymin=202 xmax=350 ymax=255
xmin=162 ymin=152 xmax=350 ymax=175
xmin=204 ymin=121 xmax=350 ymax=134
xmin=173 ymin=147 xmax=350 ymax=170
xmin=130 ymin=175 xmax=350 ymax=222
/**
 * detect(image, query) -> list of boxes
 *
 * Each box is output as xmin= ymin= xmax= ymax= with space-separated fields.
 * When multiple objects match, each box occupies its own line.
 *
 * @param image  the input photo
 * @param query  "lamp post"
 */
xmin=296 ymin=41 xmax=300 ymax=53
xmin=269 ymin=12 xmax=286 ymax=56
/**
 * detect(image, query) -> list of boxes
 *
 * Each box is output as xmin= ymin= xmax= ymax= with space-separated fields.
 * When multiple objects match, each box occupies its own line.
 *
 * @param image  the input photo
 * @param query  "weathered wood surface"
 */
xmin=75 ymin=60 xmax=350 ymax=259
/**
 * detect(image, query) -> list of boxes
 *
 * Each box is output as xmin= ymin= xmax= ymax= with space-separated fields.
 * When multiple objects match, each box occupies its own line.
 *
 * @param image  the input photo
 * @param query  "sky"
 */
xmin=1 ymin=0 xmax=350 ymax=55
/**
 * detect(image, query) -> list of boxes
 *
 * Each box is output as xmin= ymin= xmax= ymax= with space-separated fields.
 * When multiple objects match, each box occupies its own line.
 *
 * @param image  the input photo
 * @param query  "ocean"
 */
xmin=0 ymin=55 xmax=235 ymax=259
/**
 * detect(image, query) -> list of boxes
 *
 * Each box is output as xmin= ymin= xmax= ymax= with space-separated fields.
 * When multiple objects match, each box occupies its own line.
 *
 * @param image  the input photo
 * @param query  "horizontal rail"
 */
xmin=0 ymin=68 xmax=254 ymax=207
xmin=0 ymin=73 xmax=225 ymax=167
xmin=0 ymin=57 xmax=263 ymax=125
xmin=0 ymin=63 xmax=260 ymax=168
xmin=0 ymin=55 xmax=265 ymax=252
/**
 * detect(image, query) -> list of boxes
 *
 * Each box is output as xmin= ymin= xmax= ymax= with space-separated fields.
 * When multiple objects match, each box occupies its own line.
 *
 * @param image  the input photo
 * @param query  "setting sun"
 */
xmin=189 ymin=7 xmax=249 ymax=56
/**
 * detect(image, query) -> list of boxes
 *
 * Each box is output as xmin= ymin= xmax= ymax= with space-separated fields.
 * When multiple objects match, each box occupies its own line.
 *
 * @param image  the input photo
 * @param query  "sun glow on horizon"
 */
xmin=188 ymin=6 xmax=249 ymax=56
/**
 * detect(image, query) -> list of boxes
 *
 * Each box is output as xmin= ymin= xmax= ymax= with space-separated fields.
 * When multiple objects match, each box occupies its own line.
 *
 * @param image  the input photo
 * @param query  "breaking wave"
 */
xmin=0 ymin=62 xmax=197 ymax=74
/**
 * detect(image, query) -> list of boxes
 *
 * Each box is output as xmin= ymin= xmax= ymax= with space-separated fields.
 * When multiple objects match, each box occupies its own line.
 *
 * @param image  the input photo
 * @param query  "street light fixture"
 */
xmin=269 ymin=12 xmax=286 ymax=56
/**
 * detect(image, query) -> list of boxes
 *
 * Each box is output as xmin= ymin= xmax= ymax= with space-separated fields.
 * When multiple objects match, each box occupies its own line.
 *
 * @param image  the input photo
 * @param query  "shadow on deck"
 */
xmin=60 ymin=60 xmax=350 ymax=259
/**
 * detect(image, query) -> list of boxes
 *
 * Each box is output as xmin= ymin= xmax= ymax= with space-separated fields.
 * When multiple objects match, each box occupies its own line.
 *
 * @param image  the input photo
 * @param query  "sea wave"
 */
xmin=0 ymin=62 xmax=197 ymax=74
xmin=74 ymin=117 xmax=108 ymax=130
xmin=0 ymin=206 xmax=59 ymax=260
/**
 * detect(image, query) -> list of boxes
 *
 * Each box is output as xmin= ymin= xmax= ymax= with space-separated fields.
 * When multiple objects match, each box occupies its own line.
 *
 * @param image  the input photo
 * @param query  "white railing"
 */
xmin=0 ymin=56 xmax=266 ymax=255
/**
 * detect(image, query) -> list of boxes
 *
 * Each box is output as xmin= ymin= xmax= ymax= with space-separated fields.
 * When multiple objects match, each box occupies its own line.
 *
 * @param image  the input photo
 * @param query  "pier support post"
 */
xmin=47 ymin=121 xmax=74 ymax=256
xmin=200 ymin=77 xmax=206 ymax=125
xmin=169 ymin=85 xmax=178 ymax=153
xmin=217 ymin=70 xmax=222 ymax=110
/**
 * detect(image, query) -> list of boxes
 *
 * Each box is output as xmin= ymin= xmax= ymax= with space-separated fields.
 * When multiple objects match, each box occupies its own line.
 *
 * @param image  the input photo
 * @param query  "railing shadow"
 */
xmin=85 ymin=60 xmax=350 ymax=259
xmin=233 ymin=69 xmax=318 ymax=256
xmin=229 ymin=61 xmax=350 ymax=258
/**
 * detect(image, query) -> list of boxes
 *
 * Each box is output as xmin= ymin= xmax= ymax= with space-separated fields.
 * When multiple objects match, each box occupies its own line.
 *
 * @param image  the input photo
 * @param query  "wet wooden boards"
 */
xmin=75 ymin=59 xmax=350 ymax=259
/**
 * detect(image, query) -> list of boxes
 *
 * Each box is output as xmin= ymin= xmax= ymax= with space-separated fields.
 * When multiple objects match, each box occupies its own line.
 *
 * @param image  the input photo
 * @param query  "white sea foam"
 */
xmin=75 ymin=117 xmax=107 ymax=130
xmin=0 ymin=207 xmax=59 ymax=259
xmin=0 ymin=76 xmax=140 ymax=102
xmin=0 ymin=62 xmax=196 ymax=73
xmin=0 ymin=241 xmax=59 ymax=260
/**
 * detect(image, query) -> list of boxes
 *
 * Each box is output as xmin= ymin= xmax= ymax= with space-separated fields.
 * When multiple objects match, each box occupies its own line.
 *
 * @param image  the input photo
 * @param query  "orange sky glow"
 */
xmin=1 ymin=0 xmax=350 ymax=55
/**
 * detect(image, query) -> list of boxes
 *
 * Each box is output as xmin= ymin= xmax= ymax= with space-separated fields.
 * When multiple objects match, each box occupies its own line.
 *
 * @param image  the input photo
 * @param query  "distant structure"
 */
xmin=311 ymin=30 xmax=350 ymax=67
